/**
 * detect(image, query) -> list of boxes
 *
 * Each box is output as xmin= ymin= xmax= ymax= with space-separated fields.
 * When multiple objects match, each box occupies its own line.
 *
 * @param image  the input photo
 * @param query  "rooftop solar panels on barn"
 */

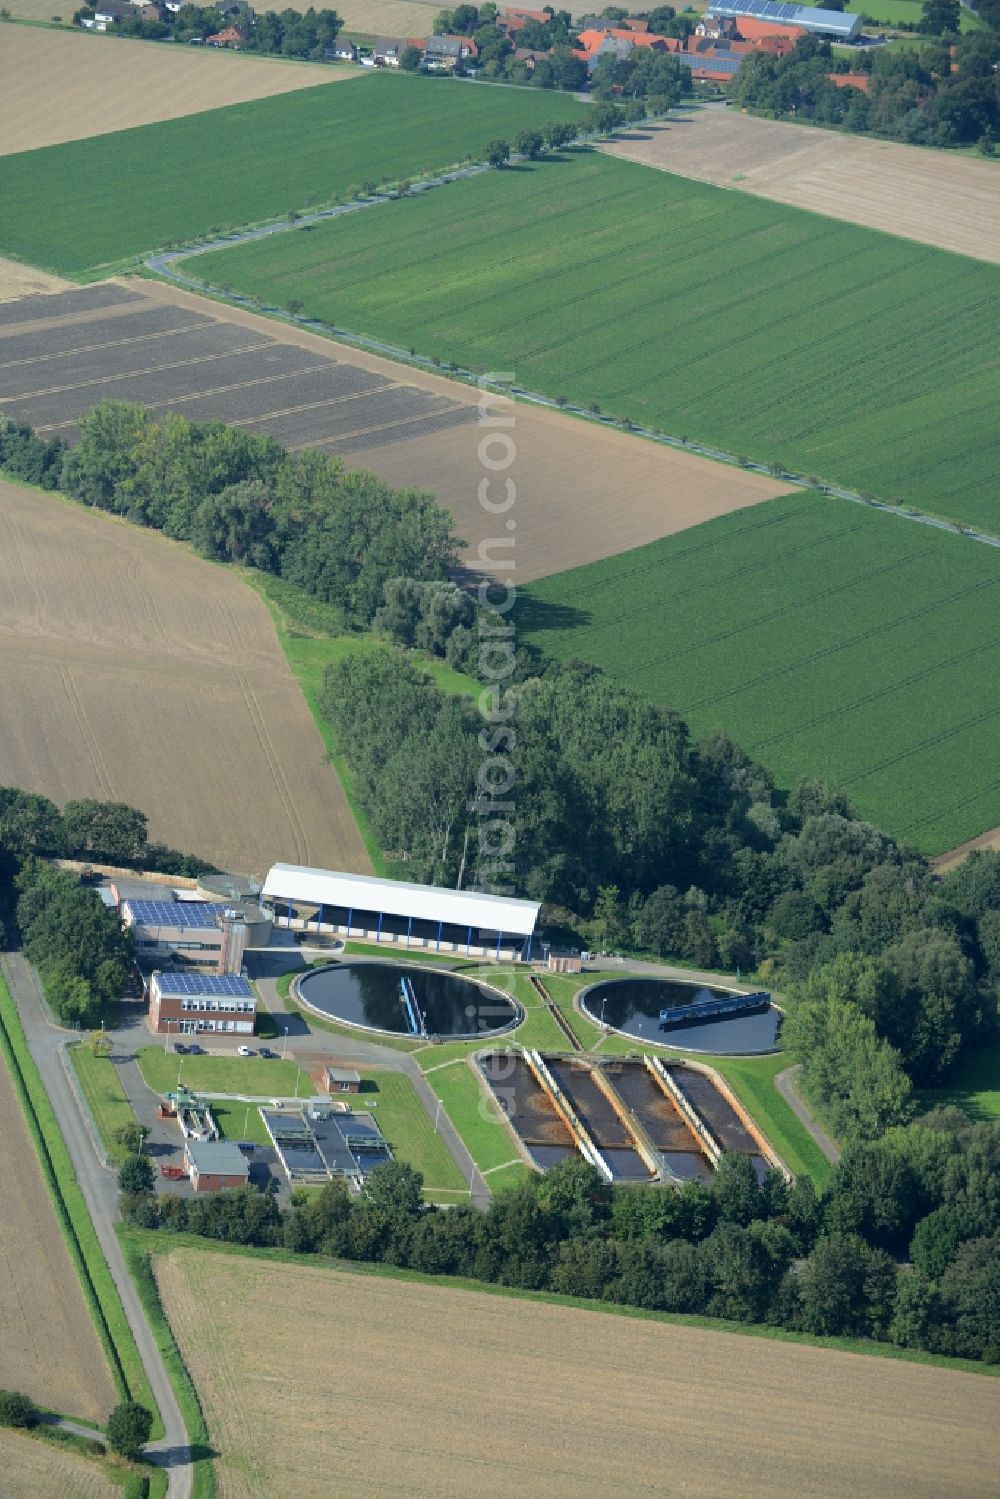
xmin=123 ymin=900 xmax=223 ymax=928
xmin=153 ymin=973 xmax=253 ymax=998
xmin=709 ymin=0 xmax=862 ymax=38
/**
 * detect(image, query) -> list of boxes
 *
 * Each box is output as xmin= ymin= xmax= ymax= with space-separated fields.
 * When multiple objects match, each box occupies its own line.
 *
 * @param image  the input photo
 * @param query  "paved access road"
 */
xmin=1 ymin=952 xmax=194 ymax=1499
xmin=774 ymin=1063 xmax=841 ymax=1165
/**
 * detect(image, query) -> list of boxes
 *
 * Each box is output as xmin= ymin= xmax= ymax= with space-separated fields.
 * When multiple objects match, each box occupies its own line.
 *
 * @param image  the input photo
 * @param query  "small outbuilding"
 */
xmin=184 ymin=1138 xmax=250 ymax=1192
xmin=324 ymin=1066 xmax=362 ymax=1095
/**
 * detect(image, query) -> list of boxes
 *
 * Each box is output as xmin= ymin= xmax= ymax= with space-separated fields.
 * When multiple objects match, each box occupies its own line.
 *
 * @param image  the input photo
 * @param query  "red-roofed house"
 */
xmin=827 ymin=71 xmax=870 ymax=90
xmin=728 ymin=14 xmax=805 ymax=42
xmin=574 ymin=26 xmax=681 ymax=66
xmin=499 ymin=5 xmax=548 ymax=22
xmin=206 ymin=23 xmax=246 ymax=45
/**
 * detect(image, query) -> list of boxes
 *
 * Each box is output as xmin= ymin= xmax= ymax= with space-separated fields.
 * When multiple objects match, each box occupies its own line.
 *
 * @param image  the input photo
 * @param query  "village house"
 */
xmin=423 ymin=33 xmax=479 ymax=67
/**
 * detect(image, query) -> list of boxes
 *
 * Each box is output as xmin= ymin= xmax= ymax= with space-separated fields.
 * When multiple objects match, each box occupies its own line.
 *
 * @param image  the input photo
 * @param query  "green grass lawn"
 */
xmin=521 ymin=491 xmax=1000 ymax=856
xmin=483 ymin=1160 xmax=534 ymax=1191
xmin=205 ymin=1098 xmax=273 ymax=1147
xmin=67 ymin=1046 xmax=138 ymax=1164
xmin=421 ymin=1057 xmax=520 ymax=1175
xmin=136 ymin=1046 xmax=313 ymax=1100
xmin=188 ymin=148 xmax=1000 ymax=532
xmin=0 ymin=73 xmax=585 ymax=275
xmin=360 ymin=1072 xmax=467 ymax=1194
xmin=919 ymin=1031 xmax=1000 ymax=1121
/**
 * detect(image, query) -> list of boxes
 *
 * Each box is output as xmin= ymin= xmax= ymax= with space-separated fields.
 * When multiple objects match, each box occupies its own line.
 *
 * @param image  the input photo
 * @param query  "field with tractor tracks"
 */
xmin=520 ymin=491 xmax=1000 ymax=855
xmin=0 ymin=476 xmax=371 ymax=875
xmin=187 ymin=149 xmax=1000 ymax=530
xmin=155 ymin=1245 xmax=999 ymax=1499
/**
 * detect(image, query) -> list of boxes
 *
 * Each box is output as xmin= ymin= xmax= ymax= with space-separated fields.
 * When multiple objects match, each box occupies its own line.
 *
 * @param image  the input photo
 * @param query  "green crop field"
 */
xmin=187 ymin=150 xmax=1000 ymax=530
xmin=520 ymin=491 xmax=1000 ymax=855
xmin=0 ymin=74 xmax=584 ymax=276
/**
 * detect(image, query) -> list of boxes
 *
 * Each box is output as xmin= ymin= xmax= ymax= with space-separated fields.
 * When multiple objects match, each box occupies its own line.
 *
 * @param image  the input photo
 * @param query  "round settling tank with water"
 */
xmin=295 ymin=960 xmax=521 ymax=1040
xmin=580 ymin=977 xmax=781 ymax=1054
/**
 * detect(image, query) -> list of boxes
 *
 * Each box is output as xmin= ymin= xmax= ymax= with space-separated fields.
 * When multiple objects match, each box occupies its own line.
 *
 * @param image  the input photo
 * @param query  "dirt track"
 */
xmin=0 ymin=28 xmax=350 ymax=156
xmin=157 ymin=1247 xmax=999 ymax=1499
xmin=602 ymin=112 xmax=1000 ymax=265
xmin=931 ymin=824 xmax=1000 ymax=873
xmin=0 ymin=478 xmax=372 ymax=876
xmin=0 ymin=1049 xmax=116 ymax=1423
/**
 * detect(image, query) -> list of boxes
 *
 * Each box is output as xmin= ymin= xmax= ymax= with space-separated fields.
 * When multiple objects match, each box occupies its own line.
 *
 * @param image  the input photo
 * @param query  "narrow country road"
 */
xmin=1 ymin=952 xmax=194 ymax=1499
xmin=774 ymin=1063 xmax=841 ymax=1165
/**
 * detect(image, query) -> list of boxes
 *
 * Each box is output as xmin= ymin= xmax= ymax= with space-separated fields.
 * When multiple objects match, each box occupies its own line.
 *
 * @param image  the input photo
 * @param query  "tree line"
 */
xmin=0 ymin=408 xmax=458 ymax=630
xmin=122 ymin=1133 xmax=1000 ymax=1362
xmin=0 ymin=784 xmax=214 ymax=877
xmin=732 ymin=28 xmax=1000 ymax=152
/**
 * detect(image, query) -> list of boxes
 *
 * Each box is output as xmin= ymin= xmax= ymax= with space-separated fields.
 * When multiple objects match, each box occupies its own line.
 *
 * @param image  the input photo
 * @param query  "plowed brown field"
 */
xmin=602 ymin=111 xmax=1000 ymax=265
xmin=0 ymin=479 xmax=371 ymax=875
xmin=0 ymin=1429 xmax=118 ymax=1499
xmin=0 ymin=28 xmax=352 ymax=156
xmin=156 ymin=1247 xmax=999 ymax=1499
xmin=0 ymin=1049 xmax=116 ymax=1423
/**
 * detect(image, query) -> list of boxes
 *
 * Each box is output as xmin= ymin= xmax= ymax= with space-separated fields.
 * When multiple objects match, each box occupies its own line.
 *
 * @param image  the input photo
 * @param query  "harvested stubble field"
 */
xmin=0 ymin=27 xmax=349 ymax=157
xmin=0 ymin=1050 xmax=116 ymax=1422
xmin=325 ymin=0 xmax=442 ymax=31
xmin=156 ymin=1246 xmax=999 ymax=1499
xmin=0 ymin=476 xmax=371 ymax=874
xmin=0 ymin=73 xmax=584 ymax=274
xmin=0 ymin=278 xmax=787 ymax=580
xmin=190 ymin=150 xmax=1000 ymax=531
xmin=521 ymin=491 xmax=1000 ymax=856
xmin=601 ymin=112 xmax=1000 ymax=266
xmin=0 ymin=1429 xmax=118 ymax=1499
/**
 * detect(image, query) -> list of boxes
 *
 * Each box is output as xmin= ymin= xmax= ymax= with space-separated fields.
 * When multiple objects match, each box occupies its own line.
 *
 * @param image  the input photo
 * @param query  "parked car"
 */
xmin=186 ymin=1043 xmax=204 ymax=1055
xmin=258 ymin=1047 xmax=277 ymax=1059
xmin=238 ymin=1045 xmax=254 ymax=1057
xmin=174 ymin=1043 xmax=187 ymax=1054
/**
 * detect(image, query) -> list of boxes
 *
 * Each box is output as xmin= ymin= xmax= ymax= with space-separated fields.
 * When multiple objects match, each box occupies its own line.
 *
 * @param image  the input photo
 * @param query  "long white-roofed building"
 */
xmin=261 ymin=864 xmax=541 ymax=961
xmin=709 ymin=0 xmax=863 ymax=40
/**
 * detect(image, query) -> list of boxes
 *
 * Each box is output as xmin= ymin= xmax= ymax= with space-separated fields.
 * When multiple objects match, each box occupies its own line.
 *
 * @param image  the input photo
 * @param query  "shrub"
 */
xmin=0 ymin=1390 xmax=36 ymax=1428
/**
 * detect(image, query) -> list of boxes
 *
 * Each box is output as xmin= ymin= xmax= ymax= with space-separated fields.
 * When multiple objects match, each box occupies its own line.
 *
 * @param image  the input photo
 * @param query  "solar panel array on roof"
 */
xmin=153 ymin=973 xmax=253 ymax=997
xmin=677 ymin=50 xmax=743 ymax=72
xmin=124 ymin=900 xmax=223 ymax=928
xmin=708 ymin=0 xmax=862 ymax=36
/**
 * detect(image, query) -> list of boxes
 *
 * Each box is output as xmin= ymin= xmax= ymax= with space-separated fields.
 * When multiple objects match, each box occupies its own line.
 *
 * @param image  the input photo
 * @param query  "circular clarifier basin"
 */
xmin=580 ymin=977 xmax=781 ymax=1054
xmin=295 ymin=960 xmax=521 ymax=1040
